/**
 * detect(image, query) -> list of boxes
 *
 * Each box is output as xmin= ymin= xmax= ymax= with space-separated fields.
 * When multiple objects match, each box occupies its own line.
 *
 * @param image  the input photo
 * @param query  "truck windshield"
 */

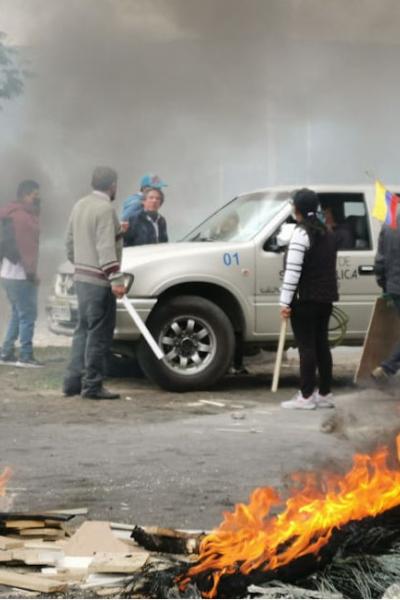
xmin=183 ymin=191 xmax=290 ymax=242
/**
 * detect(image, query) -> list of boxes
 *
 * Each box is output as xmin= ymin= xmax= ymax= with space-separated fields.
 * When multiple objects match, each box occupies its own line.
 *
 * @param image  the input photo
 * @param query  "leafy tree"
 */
xmin=0 ymin=32 xmax=25 ymax=105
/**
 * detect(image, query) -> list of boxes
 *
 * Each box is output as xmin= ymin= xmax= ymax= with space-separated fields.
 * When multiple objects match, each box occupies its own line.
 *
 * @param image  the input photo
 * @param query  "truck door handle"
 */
xmin=358 ymin=265 xmax=375 ymax=275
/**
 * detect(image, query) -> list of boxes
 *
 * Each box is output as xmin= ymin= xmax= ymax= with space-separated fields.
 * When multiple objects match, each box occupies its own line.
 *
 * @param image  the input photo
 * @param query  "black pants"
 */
xmin=63 ymin=282 xmax=116 ymax=395
xmin=290 ymin=301 xmax=333 ymax=398
xmin=382 ymin=294 xmax=400 ymax=374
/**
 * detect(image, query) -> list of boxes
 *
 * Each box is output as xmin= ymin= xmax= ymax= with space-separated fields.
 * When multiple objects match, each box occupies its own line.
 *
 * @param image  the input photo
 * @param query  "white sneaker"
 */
xmin=281 ymin=392 xmax=316 ymax=410
xmin=315 ymin=392 xmax=335 ymax=409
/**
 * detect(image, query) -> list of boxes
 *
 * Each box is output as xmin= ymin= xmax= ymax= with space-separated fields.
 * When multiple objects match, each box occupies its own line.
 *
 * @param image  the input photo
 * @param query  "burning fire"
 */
xmin=182 ymin=435 xmax=400 ymax=598
xmin=0 ymin=467 xmax=12 ymax=496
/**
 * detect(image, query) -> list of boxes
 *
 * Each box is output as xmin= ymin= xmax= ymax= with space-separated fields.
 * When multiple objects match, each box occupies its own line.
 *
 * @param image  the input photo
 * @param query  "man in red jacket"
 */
xmin=0 ymin=180 xmax=42 ymax=367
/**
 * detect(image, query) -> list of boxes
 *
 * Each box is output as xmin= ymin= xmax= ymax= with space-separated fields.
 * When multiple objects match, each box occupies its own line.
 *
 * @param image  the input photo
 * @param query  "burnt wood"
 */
xmin=191 ymin=505 xmax=400 ymax=598
xmin=132 ymin=525 xmax=204 ymax=555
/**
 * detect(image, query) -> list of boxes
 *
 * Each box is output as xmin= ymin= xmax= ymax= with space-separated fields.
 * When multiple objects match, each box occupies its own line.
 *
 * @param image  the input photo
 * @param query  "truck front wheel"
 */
xmin=137 ymin=295 xmax=235 ymax=392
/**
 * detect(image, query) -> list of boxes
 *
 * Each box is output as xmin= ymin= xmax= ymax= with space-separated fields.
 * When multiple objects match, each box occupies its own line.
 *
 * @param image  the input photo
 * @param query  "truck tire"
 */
xmin=137 ymin=295 xmax=235 ymax=392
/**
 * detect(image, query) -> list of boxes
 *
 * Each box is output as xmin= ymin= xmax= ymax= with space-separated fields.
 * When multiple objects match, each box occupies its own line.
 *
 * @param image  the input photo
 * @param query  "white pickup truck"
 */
xmin=47 ymin=184 xmax=384 ymax=391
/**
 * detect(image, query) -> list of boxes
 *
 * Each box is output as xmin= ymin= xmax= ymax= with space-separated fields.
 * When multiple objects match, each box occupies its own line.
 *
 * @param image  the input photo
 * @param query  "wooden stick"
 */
xmin=271 ymin=319 xmax=287 ymax=393
xmin=0 ymin=568 xmax=66 ymax=593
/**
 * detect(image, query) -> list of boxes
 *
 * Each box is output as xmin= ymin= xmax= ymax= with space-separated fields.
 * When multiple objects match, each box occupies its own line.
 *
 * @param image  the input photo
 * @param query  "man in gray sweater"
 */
xmin=63 ymin=166 xmax=126 ymax=399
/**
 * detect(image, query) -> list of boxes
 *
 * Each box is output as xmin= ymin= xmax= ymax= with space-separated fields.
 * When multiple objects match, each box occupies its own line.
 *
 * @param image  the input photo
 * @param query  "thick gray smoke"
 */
xmin=1 ymin=0 xmax=400 ymax=288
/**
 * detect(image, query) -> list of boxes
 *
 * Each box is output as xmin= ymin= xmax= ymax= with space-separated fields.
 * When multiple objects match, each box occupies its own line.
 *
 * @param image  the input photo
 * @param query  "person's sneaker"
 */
xmin=16 ymin=357 xmax=44 ymax=368
xmin=0 ymin=353 xmax=18 ymax=366
xmin=281 ymin=391 xmax=316 ymax=410
xmin=371 ymin=366 xmax=390 ymax=383
xmin=315 ymin=392 xmax=335 ymax=409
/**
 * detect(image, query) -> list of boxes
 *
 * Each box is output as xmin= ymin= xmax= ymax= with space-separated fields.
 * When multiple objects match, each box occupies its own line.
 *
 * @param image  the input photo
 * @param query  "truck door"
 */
xmin=319 ymin=192 xmax=378 ymax=339
xmin=254 ymin=210 xmax=293 ymax=339
xmin=254 ymin=191 xmax=379 ymax=343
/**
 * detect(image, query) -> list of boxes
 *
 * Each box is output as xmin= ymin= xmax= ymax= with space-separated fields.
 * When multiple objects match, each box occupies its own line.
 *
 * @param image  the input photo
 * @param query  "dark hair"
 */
xmin=142 ymin=187 xmax=164 ymax=205
xmin=17 ymin=180 xmax=39 ymax=200
xmin=320 ymin=200 xmax=345 ymax=225
xmin=91 ymin=166 xmax=117 ymax=192
xmin=292 ymin=187 xmax=326 ymax=242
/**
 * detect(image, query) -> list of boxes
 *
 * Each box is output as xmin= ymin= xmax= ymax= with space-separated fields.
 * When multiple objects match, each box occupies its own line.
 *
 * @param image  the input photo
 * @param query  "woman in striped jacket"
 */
xmin=280 ymin=188 xmax=338 ymax=410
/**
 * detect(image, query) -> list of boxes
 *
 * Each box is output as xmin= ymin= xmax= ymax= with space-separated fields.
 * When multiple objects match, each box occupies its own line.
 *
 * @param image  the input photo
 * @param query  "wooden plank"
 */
xmin=4 ymin=520 xmax=45 ymax=530
xmin=0 ymin=568 xmax=67 ymax=593
xmin=0 ymin=536 xmax=23 ymax=550
xmin=63 ymin=521 xmax=131 ymax=557
xmin=20 ymin=528 xmax=65 ymax=537
xmin=355 ymin=297 xmax=400 ymax=383
xmin=12 ymin=547 xmax=63 ymax=565
xmin=0 ymin=512 xmax=73 ymax=522
xmin=110 ymin=522 xmax=135 ymax=531
xmin=89 ymin=551 xmax=149 ymax=574
xmin=41 ymin=568 xmax=86 ymax=583
xmin=0 ymin=551 xmax=12 ymax=562
xmin=82 ymin=573 xmax=132 ymax=589
xmin=23 ymin=540 xmax=66 ymax=550
xmin=44 ymin=507 xmax=88 ymax=516
xmin=58 ymin=556 xmax=92 ymax=570
xmin=43 ymin=520 xmax=64 ymax=528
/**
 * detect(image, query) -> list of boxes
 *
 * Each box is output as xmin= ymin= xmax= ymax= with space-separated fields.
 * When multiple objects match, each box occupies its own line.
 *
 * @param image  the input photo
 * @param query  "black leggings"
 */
xmin=290 ymin=302 xmax=333 ymax=398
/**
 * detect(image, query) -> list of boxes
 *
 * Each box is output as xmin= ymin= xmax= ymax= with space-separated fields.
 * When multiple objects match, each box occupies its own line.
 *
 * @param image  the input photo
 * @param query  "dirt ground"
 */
xmin=1 ymin=345 xmax=395 ymax=533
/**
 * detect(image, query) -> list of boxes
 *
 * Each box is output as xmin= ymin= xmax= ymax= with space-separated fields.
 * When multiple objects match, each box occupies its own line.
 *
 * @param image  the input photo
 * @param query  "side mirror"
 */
xmin=123 ymin=273 xmax=135 ymax=293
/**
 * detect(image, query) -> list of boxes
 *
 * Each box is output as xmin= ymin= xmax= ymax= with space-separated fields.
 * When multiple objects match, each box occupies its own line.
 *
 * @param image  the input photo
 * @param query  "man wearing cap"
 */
xmin=121 ymin=173 xmax=167 ymax=222
xmin=63 ymin=166 xmax=127 ymax=400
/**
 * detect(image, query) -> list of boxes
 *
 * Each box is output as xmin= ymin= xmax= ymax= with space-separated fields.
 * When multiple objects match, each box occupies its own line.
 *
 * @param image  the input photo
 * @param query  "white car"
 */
xmin=47 ymin=184 xmax=382 ymax=391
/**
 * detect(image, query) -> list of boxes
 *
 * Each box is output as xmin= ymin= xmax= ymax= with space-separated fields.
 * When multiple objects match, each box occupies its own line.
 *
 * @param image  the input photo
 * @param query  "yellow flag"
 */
xmin=372 ymin=180 xmax=387 ymax=222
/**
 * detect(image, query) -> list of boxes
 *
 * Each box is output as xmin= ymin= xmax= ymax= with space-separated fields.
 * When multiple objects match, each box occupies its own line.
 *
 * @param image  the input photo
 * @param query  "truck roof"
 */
xmin=238 ymin=183 xmax=400 ymax=196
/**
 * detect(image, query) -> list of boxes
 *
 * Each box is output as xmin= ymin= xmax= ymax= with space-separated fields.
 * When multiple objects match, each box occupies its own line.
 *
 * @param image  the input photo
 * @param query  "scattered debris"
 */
xmin=198 ymin=400 xmax=226 ymax=408
xmin=216 ymin=428 xmax=261 ymax=434
xmin=63 ymin=520 xmax=132 ymax=556
xmin=383 ymin=582 xmax=400 ymax=599
xmin=231 ymin=412 xmax=246 ymax=420
xmin=0 ymin=568 xmax=66 ymax=593
xmin=131 ymin=526 xmax=205 ymax=555
xmin=0 ymin=510 xmax=197 ymax=596
xmin=247 ymin=581 xmax=343 ymax=598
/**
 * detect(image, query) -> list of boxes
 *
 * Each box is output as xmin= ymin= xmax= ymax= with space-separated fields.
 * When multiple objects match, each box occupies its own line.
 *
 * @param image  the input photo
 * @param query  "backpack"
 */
xmin=0 ymin=217 xmax=21 ymax=264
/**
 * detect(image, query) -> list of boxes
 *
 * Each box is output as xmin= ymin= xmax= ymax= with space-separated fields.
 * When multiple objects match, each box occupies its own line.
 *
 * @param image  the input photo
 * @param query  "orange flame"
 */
xmin=183 ymin=435 xmax=400 ymax=598
xmin=0 ymin=467 xmax=12 ymax=497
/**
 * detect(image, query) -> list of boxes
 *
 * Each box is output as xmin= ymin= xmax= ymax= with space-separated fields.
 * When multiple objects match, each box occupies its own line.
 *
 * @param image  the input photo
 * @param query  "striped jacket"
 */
xmin=66 ymin=191 xmax=124 ymax=287
xmin=280 ymin=226 xmax=338 ymax=307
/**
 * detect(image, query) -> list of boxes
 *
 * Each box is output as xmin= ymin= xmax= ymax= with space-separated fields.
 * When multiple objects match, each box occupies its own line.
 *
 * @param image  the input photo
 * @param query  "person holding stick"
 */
xmin=63 ymin=166 xmax=127 ymax=400
xmin=279 ymin=188 xmax=338 ymax=410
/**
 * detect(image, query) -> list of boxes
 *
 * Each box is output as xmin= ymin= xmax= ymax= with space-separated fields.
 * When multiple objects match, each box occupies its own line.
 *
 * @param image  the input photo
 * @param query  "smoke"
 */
xmin=1 ymin=0 xmax=400 ymax=270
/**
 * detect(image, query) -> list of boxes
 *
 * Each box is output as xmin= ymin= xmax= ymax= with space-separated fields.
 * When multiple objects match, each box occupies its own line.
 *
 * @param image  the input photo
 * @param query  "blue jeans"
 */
xmin=1 ymin=278 xmax=38 ymax=360
xmin=382 ymin=294 xmax=400 ymax=375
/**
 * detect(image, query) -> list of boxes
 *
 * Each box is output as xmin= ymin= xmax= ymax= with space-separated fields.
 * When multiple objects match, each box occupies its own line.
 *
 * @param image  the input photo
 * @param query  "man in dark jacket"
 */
xmin=372 ymin=217 xmax=400 ymax=381
xmin=124 ymin=187 xmax=168 ymax=247
xmin=0 ymin=180 xmax=42 ymax=367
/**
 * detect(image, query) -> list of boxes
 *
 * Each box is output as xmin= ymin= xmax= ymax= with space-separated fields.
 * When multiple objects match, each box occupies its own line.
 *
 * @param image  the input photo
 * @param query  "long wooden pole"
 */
xmin=271 ymin=318 xmax=287 ymax=393
xmin=121 ymin=295 xmax=164 ymax=360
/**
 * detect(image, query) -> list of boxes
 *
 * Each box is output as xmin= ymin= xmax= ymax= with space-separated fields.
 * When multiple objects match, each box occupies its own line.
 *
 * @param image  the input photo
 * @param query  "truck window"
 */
xmin=319 ymin=193 xmax=371 ymax=251
xmin=264 ymin=192 xmax=372 ymax=252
